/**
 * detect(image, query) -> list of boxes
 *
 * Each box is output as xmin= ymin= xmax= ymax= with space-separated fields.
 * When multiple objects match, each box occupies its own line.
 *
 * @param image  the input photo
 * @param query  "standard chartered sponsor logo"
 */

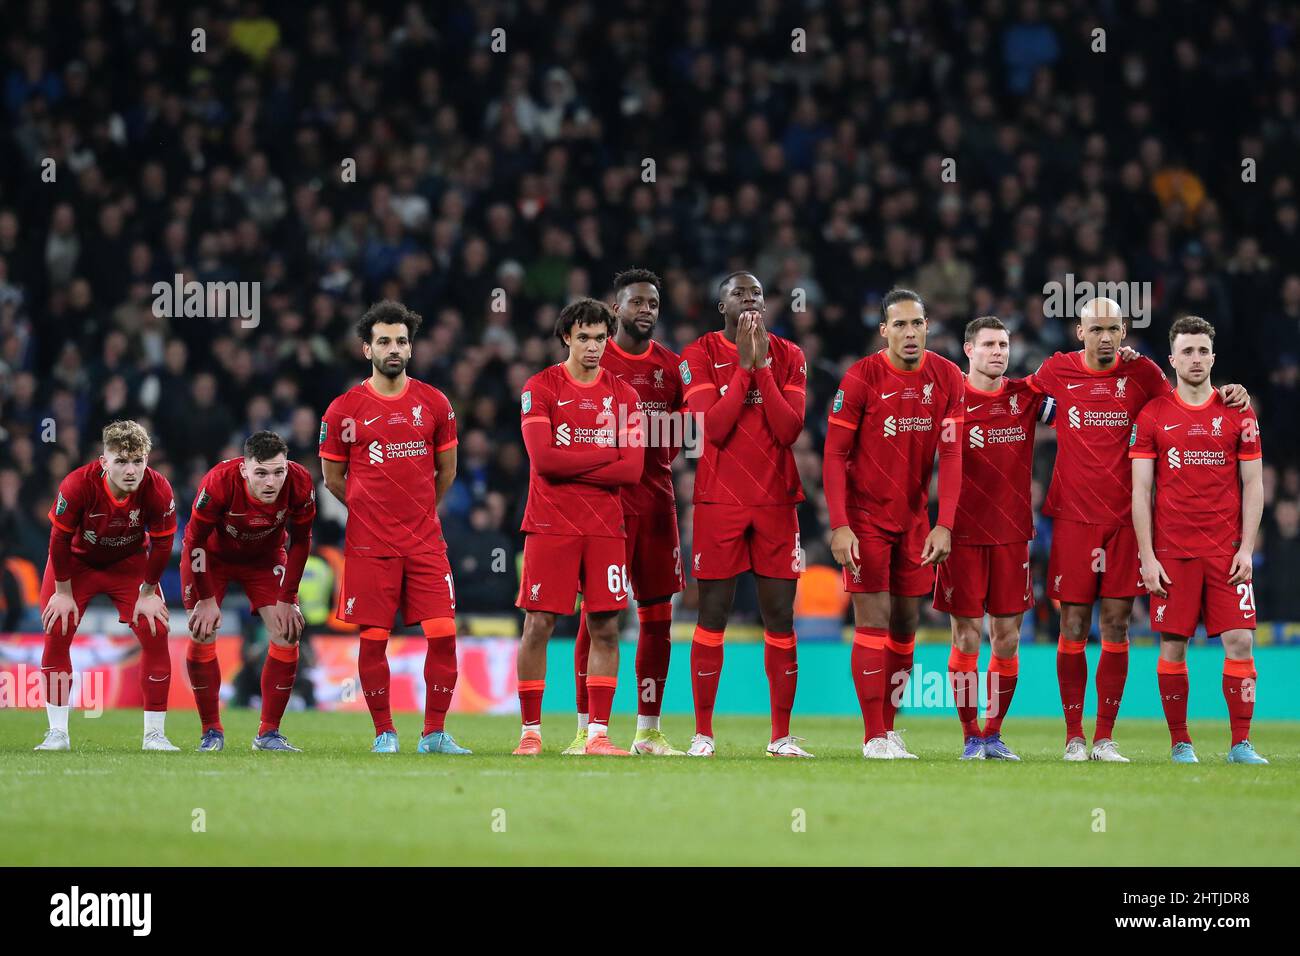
xmin=83 ymin=530 xmax=143 ymax=548
xmin=1167 ymin=448 xmax=1181 ymax=469
xmin=984 ymin=425 xmax=1026 ymax=445
xmin=969 ymin=425 xmax=985 ymax=448
xmin=369 ymin=439 xmax=428 ymax=462
xmin=1068 ymin=406 xmax=1129 ymax=429
xmin=1173 ymin=448 xmax=1227 ymax=467
xmin=554 ymin=422 xmax=615 ymax=447
xmin=883 ymin=415 xmax=931 ymax=437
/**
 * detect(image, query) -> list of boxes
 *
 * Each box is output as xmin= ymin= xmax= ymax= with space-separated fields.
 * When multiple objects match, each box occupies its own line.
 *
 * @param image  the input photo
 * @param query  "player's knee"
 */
xmin=1160 ymin=638 xmax=1188 ymax=663
xmin=1222 ymin=630 xmax=1253 ymax=658
xmin=890 ymin=609 xmax=920 ymax=635
xmin=521 ymin=612 xmax=556 ymax=643
xmin=989 ymin=619 xmax=1021 ymax=654
xmin=1060 ymin=609 xmax=1089 ymax=639
xmin=950 ymin=619 xmax=980 ymax=653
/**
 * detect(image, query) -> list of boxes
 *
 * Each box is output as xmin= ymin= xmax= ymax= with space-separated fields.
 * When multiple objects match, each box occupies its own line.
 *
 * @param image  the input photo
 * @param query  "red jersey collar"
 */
xmin=883 ymin=349 xmax=927 ymax=374
xmin=965 ymin=375 xmax=1006 ymax=396
xmin=364 ymin=376 xmax=411 ymax=401
xmin=607 ymin=338 xmax=653 ymax=361
xmin=1074 ymin=350 xmax=1124 ymax=376
xmin=1172 ymin=388 xmax=1217 ymax=411
xmin=561 ymin=363 xmax=605 ymax=388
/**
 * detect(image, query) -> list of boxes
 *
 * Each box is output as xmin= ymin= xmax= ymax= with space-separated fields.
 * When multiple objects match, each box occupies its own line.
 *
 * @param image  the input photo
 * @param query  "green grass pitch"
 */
xmin=3 ymin=710 xmax=1297 ymax=865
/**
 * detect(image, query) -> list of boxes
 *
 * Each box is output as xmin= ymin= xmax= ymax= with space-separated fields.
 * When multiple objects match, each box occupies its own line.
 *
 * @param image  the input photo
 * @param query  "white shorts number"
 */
xmin=607 ymin=564 xmax=629 ymax=596
xmin=445 ymin=572 xmax=457 ymax=609
xmin=1237 ymin=583 xmax=1255 ymax=612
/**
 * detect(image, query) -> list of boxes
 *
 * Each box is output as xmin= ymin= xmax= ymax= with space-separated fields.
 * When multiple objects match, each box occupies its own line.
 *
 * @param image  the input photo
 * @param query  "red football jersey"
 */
xmin=187 ymin=457 xmax=316 ymax=562
xmin=519 ymin=363 xmax=641 ymax=536
xmin=679 ymin=330 xmax=806 ymax=506
xmin=1027 ymin=351 xmax=1170 ymax=526
xmin=318 ymin=377 xmax=458 ymax=557
xmin=600 ymin=338 xmax=683 ymax=515
xmin=48 ymin=461 xmax=177 ymax=568
xmin=952 ymin=377 xmax=1043 ymax=544
xmin=1129 ymin=390 xmax=1262 ymax=558
xmin=827 ymin=349 xmax=965 ymax=533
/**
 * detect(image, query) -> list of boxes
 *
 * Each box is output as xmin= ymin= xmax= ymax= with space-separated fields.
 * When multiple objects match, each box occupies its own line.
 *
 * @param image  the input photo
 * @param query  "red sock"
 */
xmin=518 ymin=679 xmax=545 ymax=728
xmin=134 ymin=620 xmax=171 ymax=711
xmin=852 ymin=627 xmax=887 ymax=742
xmin=587 ymin=675 xmax=617 ymax=729
xmin=1157 ymin=658 xmax=1191 ymax=746
xmin=1222 ymin=658 xmax=1256 ymax=746
xmin=186 ymin=641 xmax=223 ymax=733
xmin=574 ymin=607 xmax=591 ymax=715
xmin=763 ymin=630 xmax=798 ymax=741
xmin=984 ymin=653 xmax=1019 ymax=736
xmin=1093 ymin=639 xmax=1128 ymax=743
xmin=690 ymin=626 xmax=724 ymax=737
xmin=882 ymin=632 xmax=914 ymax=732
xmin=358 ymin=629 xmax=395 ymax=735
xmin=635 ymin=603 xmax=672 ymax=718
xmin=422 ymin=619 xmax=458 ymax=735
xmin=258 ymin=642 xmax=298 ymax=736
xmin=948 ymin=647 xmax=980 ymax=738
xmin=41 ymin=619 xmax=74 ymax=706
xmin=1056 ymin=634 xmax=1088 ymax=741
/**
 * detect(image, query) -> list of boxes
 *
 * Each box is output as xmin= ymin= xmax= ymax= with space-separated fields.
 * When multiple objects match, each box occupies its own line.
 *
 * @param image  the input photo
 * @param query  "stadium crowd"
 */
xmin=2 ymin=0 xmax=1300 ymax=635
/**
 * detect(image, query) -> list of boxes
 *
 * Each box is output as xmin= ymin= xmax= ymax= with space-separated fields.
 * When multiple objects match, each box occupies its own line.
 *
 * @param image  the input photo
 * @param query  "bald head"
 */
xmin=1079 ymin=297 xmax=1124 ymax=322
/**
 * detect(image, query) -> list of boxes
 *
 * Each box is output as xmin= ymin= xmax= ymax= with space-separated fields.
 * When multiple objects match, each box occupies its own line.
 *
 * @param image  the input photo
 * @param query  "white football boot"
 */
xmin=766 ymin=735 xmax=814 ymax=758
xmin=686 ymin=733 xmax=715 ymax=757
xmin=1090 ymin=738 xmax=1130 ymax=763
xmin=863 ymin=737 xmax=895 ymax=759
xmin=142 ymin=730 xmax=180 ymax=752
xmin=34 ymin=728 xmax=70 ymax=751
xmin=1063 ymin=737 xmax=1088 ymax=761
xmin=885 ymin=730 xmax=919 ymax=759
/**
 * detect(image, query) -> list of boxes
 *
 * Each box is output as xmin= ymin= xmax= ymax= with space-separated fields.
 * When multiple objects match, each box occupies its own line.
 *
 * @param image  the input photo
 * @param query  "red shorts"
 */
xmin=1048 ymin=518 xmax=1144 ymax=603
xmin=40 ymin=552 xmax=153 ymax=629
xmin=625 ymin=512 xmax=684 ymax=601
xmin=842 ymin=511 xmax=932 ymax=596
xmin=518 ymin=533 xmax=629 ymax=615
xmin=337 ymin=550 xmax=456 ymax=629
xmin=181 ymin=548 xmax=287 ymax=613
xmin=934 ymin=541 xmax=1033 ymax=617
xmin=691 ymin=503 xmax=803 ymax=580
xmin=1149 ymin=554 xmax=1257 ymax=637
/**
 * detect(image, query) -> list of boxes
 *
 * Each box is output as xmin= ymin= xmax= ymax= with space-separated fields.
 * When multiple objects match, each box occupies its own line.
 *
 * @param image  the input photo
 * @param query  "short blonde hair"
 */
xmin=102 ymin=420 xmax=152 ymax=458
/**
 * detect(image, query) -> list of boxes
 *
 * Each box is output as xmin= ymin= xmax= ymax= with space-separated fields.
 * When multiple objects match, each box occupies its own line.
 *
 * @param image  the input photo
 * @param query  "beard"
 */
xmin=374 ymin=356 xmax=407 ymax=378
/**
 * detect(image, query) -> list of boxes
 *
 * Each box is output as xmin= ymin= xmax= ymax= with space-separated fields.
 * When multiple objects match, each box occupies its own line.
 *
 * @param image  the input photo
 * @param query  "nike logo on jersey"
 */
xmin=227 ymin=512 xmax=248 ymax=517
xmin=862 ymin=669 xmax=882 ymax=676
xmin=714 ymin=362 xmax=732 ymax=369
xmin=362 ymin=416 xmax=381 ymax=425
xmin=557 ymin=400 xmax=574 ymax=406
xmin=966 ymin=404 xmax=983 ymax=413
xmin=88 ymin=513 xmax=106 ymax=518
xmin=148 ymin=675 xmax=168 ymax=682
xmin=1066 ymin=383 xmax=1084 ymax=389
xmin=881 ymin=392 xmax=898 ymax=399
xmin=1163 ymin=424 xmax=1181 ymax=431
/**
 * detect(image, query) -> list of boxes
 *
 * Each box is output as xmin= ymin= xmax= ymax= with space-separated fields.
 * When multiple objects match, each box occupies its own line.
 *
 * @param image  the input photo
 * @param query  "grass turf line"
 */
xmin=2 ymin=710 xmax=1296 ymax=866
